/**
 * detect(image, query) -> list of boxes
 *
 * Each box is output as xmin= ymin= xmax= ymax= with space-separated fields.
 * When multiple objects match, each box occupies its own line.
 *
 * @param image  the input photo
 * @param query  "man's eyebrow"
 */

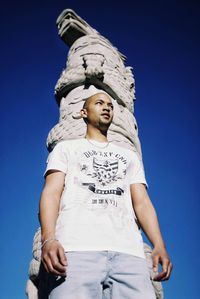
xmin=95 ymin=98 xmax=113 ymax=105
xmin=95 ymin=98 xmax=104 ymax=102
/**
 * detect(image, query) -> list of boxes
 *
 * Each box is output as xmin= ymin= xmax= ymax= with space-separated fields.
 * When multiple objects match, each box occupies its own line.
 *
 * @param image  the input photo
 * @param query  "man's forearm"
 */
xmin=131 ymin=184 xmax=165 ymax=248
xmin=39 ymin=188 xmax=60 ymax=242
xmin=39 ymin=171 xmax=67 ymax=276
xmin=39 ymin=171 xmax=65 ymax=242
xmin=134 ymin=197 xmax=165 ymax=248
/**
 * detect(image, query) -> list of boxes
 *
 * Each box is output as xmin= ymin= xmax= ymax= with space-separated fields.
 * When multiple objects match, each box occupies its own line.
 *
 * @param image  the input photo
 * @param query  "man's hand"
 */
xmin=151 ymin=246 xmax=173 ymax=281
xmin=41 ymin=240 xmax=67 ymax=276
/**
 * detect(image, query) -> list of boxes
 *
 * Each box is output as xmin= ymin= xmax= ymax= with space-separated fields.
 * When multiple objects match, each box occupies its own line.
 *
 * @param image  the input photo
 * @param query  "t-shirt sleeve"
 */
xmin=128 ymin=153 xmax=148 ymax=188
xmin=43 ymin=142 xmax=68 ymax=177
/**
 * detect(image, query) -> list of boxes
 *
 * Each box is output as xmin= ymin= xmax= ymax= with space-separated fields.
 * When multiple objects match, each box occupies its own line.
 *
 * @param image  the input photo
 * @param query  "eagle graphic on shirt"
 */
xmin=81 ymin=157 xmax=126 ymax=186
xmin=92 ymin=157 xmax=118 ymax=185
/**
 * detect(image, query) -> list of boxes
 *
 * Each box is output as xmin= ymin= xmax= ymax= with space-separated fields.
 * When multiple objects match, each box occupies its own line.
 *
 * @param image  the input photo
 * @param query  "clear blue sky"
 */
xmin=1 ymin=1 xmax=199 ymax=298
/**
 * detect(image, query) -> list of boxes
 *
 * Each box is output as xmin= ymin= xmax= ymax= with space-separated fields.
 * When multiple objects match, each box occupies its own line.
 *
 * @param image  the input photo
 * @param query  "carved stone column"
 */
xmin=26 ymin=9 xmax=163 ymax=299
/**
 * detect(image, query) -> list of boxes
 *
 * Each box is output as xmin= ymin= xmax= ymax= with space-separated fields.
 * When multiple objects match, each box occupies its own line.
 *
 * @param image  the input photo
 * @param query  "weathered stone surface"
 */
xmin=25 ymin=279 xmax=38 ymax=299
xmin=47 ymin=9 xmax=140 ymax=157
xmin=54 ymin=34 xmax=135 ymax=110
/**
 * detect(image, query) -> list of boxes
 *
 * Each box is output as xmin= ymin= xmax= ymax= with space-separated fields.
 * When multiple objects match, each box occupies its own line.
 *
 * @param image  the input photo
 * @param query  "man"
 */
xmin=39 ymin=88 xmax=172 ymax=299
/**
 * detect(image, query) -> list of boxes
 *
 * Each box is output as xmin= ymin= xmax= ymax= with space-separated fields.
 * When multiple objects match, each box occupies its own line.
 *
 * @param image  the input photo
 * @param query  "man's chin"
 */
xmin=100 ymin=117 xmax=112 ymax=125
xmin=99 ymin=121 xmax=111 ymax=131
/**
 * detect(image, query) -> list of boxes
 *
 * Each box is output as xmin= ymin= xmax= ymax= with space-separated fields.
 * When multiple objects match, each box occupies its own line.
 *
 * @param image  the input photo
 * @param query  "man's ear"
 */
xmin=80 ymin=108 xmax=87 ymax=119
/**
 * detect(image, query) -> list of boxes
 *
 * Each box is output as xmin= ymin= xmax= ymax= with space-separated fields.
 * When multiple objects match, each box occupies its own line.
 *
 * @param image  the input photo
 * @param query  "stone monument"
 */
xmin=26 ymin=8 xmax=164 ymax=299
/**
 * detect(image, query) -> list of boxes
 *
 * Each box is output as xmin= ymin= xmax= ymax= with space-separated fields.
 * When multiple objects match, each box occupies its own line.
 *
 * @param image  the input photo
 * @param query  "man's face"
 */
xmin=81 ymin=93 xmax=114 ymax=130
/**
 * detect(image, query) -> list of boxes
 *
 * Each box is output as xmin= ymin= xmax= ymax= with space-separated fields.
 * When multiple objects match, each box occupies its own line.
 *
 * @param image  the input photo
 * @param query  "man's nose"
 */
xmin=102 ymin=105 xmax=110 ymax=111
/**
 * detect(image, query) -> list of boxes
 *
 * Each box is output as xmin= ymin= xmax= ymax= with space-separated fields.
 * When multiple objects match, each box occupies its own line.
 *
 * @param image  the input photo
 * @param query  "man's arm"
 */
xmin=39 ymin=170 xmax=67 ymax=276
xmin=130 ymin=183 xmax=172 ymax=281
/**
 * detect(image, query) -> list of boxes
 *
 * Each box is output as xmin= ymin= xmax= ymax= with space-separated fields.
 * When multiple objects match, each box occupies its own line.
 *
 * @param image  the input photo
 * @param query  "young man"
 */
xmin=39 ymin=89 xmax=172 ymax=299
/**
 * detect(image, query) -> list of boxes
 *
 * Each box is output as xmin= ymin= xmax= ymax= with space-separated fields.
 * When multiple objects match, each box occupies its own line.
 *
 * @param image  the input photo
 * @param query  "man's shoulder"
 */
xmin=111 ymin=142 xmax=139 ymax=157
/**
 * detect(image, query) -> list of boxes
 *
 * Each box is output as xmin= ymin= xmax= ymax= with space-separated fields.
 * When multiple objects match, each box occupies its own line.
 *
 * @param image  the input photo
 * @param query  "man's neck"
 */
xmin=85 ymin=126 xmax=108 ymax=143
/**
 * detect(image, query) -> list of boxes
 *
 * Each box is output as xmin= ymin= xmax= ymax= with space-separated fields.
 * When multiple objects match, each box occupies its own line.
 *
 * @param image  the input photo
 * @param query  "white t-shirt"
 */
xmin=44 ymin=138 xmax=147 ymax=258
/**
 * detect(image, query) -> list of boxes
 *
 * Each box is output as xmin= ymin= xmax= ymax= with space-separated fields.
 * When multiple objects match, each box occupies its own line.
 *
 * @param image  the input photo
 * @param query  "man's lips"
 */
xmin=101 ymin=113 xmax=110 ymax=118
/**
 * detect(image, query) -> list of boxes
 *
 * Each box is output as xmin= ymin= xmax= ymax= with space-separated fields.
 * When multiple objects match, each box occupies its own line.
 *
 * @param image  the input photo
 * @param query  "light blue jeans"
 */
xmin=40 ymin=251 xmax=156 ymax=299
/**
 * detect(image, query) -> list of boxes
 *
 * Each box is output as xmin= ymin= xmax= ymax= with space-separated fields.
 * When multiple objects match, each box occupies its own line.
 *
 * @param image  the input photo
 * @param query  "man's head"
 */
xmin=80 ymin=92 xmax=114 ymax=132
